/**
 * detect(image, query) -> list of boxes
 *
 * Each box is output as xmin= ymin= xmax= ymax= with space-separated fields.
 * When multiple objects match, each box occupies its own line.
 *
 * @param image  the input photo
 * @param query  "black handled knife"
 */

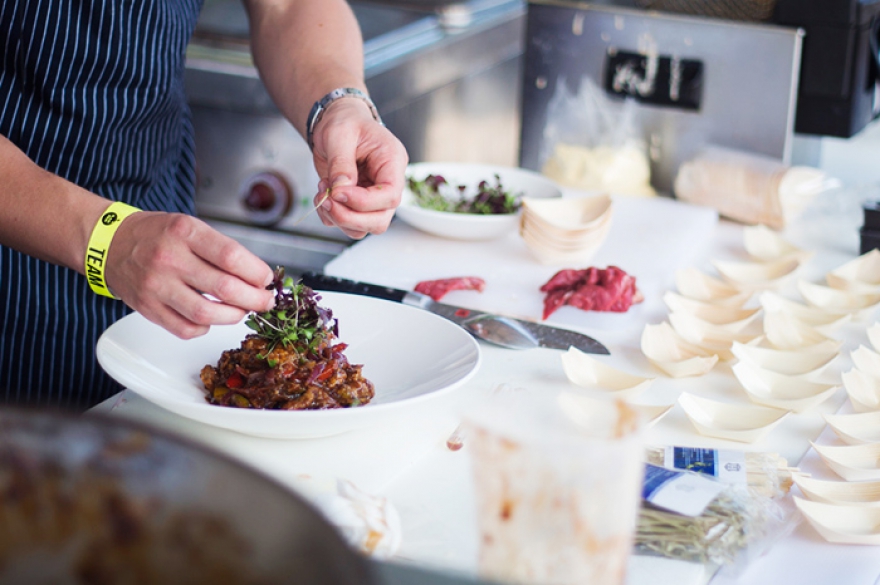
xmin=300 ymin=272 xmax=610 ymax=355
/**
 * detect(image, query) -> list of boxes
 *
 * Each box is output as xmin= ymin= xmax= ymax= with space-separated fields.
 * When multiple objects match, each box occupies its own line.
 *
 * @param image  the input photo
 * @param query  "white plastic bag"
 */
xmin=540 ymin=78 xmax=656 ymax=197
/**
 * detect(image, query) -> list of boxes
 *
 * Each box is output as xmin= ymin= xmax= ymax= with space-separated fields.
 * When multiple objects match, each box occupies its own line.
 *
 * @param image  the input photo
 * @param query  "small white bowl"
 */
xmin=851 ymin=345 xmax=880 ymax=379
xmin=712 ymin=257 xmax=802 ymax=291
xmin=731 ymin=361 xmax=840 ymax=413
xmin=663 ymin=291 xmax=760 ymax=329
xmin=842 ymin=368 xmax=880 ymax=412
xmin=640 ymin=322 xmax=719 ymax=378
xmin=867 ymin=322 xmax=880 ymax=354
xmin=560 ymin=347 xmax=654 ymax=401
xmin=811 ymin=442 xmax=880 ymax=481
xmin=519 ymin=195 xmax=613 ymax=265
xmin=797 ymin=279 xmax=880 ymax=316
xmin=763 ymin=311 xmax=835 ymax=350
xmin=743 ymin=225 xmax=813 ymax=262
xmin=730 ymin=339 xmax=839 ymax=377
xmin=826 ymin=249 xmax=880 ymax=293
xmin=758 ymin=291 xmax=851 ymax=333
xmin=678 ymin=392 xmax=790 ymax=444
xmin=824 ymin=410 xmax=880 ymax=445
xmin=631 ymin=403 xmax=675 ymax=428
xmin=520 ymin=194 xmax=613 ymax=235
xmin=795 ymin=497 xmax=880 ymax=544
xmin=674 ymin=267 xmax=753 ymax=306
xmin=669 ymin=312 xmax=759 ymax=359
xmin=794 ymin=475 xmax=880 ymax=506
xmin=397 ymin=162 xmax=562 ymax=240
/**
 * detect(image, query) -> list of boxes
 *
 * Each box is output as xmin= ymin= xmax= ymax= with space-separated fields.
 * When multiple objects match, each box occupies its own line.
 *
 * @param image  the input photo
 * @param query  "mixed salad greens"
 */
xmin=407 ymin=173 xmax=522 ymax=215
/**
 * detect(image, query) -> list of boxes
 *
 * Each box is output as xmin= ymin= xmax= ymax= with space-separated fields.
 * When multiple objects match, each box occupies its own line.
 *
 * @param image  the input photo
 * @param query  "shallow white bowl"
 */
xmin=674 ymin=267 xmax=753 ymax=306
xmin=640 ymin=322 xmax=719 ymax=378
xmin=743 ymin=224 xmax=813 ymax=262
xmin=811 ymin=442 xmax=880 ymax=481
xmin=96 ymin=292 xmax=481 ymax=439
xmin=712 ymin=257 xmax=802 ymax=292
xmin=795 ymin=497 xmax=880 ymax=544
xmin=396 ymin=162 xmax=562 ymax=240
xmin=826 ymin=249 xmax=880 ymax=293
xmin=824 ymin=410 xmax=880 ymax=444
xmin=731 ymin=361 xmax=840 ymax=413
xmin=730 ymin=339 xmax=839 ymax=377
xmin=678 ymin=392 xmax=790 ymax=444
xmin=794 ymin=475 xmax=880 ymax=506
xmin=560 ymin=347 xmax=654 ymax=400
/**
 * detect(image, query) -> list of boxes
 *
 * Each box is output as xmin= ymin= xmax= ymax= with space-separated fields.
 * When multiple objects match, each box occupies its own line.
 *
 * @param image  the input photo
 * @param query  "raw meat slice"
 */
xmin=414 ymin=277 xmax=486 ymax=301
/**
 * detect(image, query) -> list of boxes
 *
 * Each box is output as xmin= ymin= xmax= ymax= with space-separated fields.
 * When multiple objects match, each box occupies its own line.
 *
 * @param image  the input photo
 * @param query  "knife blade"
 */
xmin=300 ymin=273 xmax=610 ymax=355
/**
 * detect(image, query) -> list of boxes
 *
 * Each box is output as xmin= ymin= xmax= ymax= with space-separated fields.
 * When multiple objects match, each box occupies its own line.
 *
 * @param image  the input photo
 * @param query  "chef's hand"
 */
xmin=310 ymin=98 xmax=408 ymax=239
xmin=103 ymin=212 xmax=275 ymax=339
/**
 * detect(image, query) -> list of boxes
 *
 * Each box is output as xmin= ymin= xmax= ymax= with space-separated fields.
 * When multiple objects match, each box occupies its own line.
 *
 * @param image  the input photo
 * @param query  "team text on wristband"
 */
xmin=85 ymin=201 xmax=141 ymax=299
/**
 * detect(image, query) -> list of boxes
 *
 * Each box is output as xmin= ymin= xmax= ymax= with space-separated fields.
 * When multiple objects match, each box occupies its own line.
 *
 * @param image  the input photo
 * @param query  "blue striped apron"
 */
xmin=0 ymin=0 xmax=203 ymax=408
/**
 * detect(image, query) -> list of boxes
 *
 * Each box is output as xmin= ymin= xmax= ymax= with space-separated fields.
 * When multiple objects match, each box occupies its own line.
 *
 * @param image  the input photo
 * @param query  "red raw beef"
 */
xmin=539 ymin=266 xmax=642 ymax=319
xmin=414 ymin=277 xmax=486 ymax=301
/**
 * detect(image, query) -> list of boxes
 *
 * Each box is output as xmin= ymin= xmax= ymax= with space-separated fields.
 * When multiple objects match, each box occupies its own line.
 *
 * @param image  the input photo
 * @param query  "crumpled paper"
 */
xmin=310 ymin=479 xmax=402 ymax=559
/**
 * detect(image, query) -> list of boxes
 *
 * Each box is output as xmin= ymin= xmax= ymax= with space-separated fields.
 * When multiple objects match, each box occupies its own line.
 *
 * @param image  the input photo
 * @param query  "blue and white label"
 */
xmin=663 ymin=446 xmax=747 ymax=484
xmin=642 ymin=463 xmax=725 ymax=517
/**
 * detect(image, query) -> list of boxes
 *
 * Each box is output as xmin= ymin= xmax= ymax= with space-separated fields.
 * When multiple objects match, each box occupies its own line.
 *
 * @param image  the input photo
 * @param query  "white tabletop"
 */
xmin=93 ymin=186 xmax=880 ymax=585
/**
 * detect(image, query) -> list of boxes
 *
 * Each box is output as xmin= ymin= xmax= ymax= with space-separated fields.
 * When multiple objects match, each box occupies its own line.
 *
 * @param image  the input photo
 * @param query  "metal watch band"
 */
xmin=305 ymin=87 xmax=383 ymax=150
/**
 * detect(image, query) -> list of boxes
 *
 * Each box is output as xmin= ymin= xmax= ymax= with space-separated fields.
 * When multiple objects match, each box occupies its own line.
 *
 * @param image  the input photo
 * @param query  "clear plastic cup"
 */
xmin=464 ymin=390 xmax=645 ymax=585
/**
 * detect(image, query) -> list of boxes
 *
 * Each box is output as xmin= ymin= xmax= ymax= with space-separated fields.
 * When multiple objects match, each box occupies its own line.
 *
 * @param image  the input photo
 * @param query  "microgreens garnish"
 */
xmin=245 ymin=267 xmax=337 ymax=355
xmin=407 ymin=173 xmax=522 ymax=215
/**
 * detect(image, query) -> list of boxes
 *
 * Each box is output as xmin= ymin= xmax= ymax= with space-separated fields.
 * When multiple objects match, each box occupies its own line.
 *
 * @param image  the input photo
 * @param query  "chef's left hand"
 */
xmin=310 ymin=97 xmax=408 ymax=239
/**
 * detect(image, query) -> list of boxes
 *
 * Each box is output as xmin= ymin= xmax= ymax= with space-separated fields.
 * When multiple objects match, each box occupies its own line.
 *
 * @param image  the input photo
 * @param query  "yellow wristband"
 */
xmin=85 ymin=201 xmax=141 ymax=299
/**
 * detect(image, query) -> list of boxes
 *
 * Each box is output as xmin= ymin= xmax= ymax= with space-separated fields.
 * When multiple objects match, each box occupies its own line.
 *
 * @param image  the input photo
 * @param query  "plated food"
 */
xmin=96 ymin=290 xmax=482 ymax=439
xmin=201 ymin=270 xmax=374 ymax=411
xmin=395 ymin=162 xmax=562 ymax=240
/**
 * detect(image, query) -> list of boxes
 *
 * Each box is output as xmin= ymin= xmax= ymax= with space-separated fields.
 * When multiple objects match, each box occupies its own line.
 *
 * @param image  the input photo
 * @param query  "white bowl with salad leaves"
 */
xmin=396 ymin=162 xmax=563 ymax=240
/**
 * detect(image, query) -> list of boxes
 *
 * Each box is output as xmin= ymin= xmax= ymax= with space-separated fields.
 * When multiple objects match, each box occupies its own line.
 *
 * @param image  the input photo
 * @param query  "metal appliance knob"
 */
xmin=239 ymin=171 xmax=293 ymax=226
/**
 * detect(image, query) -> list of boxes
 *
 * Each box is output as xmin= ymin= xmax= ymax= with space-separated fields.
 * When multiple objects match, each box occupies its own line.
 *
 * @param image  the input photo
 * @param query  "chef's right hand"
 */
xmin=103 ymin=211 xmax=275 ymax=339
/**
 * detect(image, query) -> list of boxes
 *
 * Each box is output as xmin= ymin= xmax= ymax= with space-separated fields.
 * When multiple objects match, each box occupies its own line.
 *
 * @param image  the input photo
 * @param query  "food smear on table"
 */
xmin=407 ymin=173 xmax=522 ymax=214
xmin=540 ymin=266 xmax=643 ymax=319
xmin=414 ymin=276 xmax=486 ymax=301
xmin=200 ymin=268 xmax=374 ymax=410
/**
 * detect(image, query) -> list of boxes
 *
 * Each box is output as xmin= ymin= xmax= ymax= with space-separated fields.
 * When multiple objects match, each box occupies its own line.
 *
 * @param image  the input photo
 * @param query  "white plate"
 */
xmin=396 ymin=162 xmax=562 ymax=240
xmin=96 ymin=293 xmax=482 ymax=439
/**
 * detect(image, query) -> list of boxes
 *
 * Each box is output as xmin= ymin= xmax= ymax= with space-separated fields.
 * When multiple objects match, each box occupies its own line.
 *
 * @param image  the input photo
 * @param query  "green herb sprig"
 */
xmin=245 ymin=267 xmax=336 ymax=354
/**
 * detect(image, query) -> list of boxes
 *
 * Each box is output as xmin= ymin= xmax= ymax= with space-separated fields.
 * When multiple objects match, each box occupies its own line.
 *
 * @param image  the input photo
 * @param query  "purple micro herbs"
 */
xmin=245 ymin=267 xmax=338 ymax=356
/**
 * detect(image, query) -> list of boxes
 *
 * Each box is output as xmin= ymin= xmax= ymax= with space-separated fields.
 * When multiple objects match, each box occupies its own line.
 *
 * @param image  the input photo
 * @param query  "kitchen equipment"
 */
xmin=185 ymin=0 xmax=526 ymax=273
xmin=0 ymin=408 xmax=494 ymax=585
xmin=0 ymin=408 xmax=372 ymax=584
xmin=462 ymin=314 xmax=541 ymax=349
xmin=774 ymin=0 xmax=880 ymax=138
xmin=301 ymin=273 xmax=611 ymax=354
xmin=519 ymin=1 xmax=804 ymax=195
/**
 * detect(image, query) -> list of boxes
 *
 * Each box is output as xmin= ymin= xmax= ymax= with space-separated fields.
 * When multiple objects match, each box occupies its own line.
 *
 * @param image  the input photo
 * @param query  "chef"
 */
xmin=0 ymin=0 xmax=408 ymax=408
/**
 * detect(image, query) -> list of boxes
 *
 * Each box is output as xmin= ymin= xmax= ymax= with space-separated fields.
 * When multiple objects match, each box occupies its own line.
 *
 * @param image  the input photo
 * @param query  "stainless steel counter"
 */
xmin=185 ymin=0 xmax=525 ymax=274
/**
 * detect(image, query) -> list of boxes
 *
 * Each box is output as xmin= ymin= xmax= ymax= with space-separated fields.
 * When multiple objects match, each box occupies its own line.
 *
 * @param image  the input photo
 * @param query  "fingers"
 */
xmin=106 ymin=213 xmax=276 ymax=339
xmin=311 ymin=99 xmax=408 ymax=236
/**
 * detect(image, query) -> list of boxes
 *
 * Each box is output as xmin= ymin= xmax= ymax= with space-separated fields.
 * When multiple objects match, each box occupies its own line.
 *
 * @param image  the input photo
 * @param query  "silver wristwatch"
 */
xmin=306 ymin=87 xmax=383 ymax=150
